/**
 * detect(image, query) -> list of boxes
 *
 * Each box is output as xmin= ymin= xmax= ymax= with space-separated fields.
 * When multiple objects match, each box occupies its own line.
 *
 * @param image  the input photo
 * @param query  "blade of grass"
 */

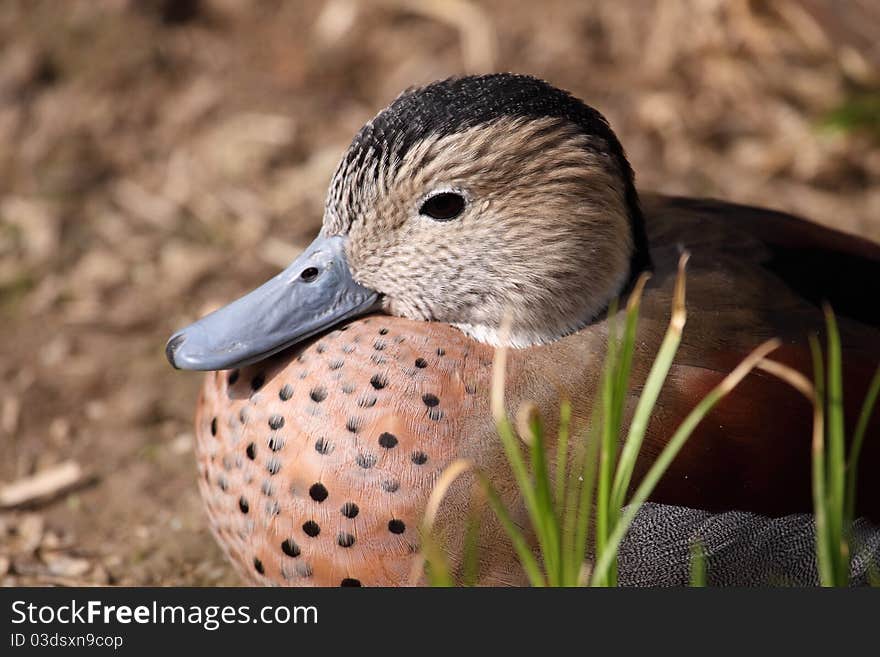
xmin=422 ymin=538 xmax=455 ymax=586
xmin=599 ymin=274 xmax=649 ymax=586
xmin=572 ymin=428 xmax=600 ymax=585
xmin=689 ymin=540 xmax=706 ymax=587
xmin=475 ymin=468 xmax=546 ymax=587
xmin=824 ymin=305 xmax=846 ymax=584
xmin=561 ymin=416 xmax=599 ymax=585
xmin=611 ymin=272 xmax=650 ymax=438
xmin=414 ymin=458 xmax=475 ymax=586
xmin=591 ymin=338 xmax=781 ymax=584
xmin=595 ymin=304 xmax=620 ymax=586
xmin=611 ymin=253 xmax=689 ymax=512
xmin=415 ymin=457 xmax=545 ymax=587
xmin=492 ymin=319 xmax=564 ymax=584
xmin=462 ymin=485 xmax=485 ymax=587
xmin=845 ymin=363 xmax=880 ymax=527
xmin=809 ymin=334 xmax=834 ymax=586
xmin=491 ymin=330 xmax=547 ymax=561
xmin=555 ymin=399 xmax=571 ymax=506
xmin=518 ymin=404 xmax=561 ymax=584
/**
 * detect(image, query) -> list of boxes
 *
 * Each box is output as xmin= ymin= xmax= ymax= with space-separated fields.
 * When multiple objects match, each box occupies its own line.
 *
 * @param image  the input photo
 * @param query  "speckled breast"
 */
xmin=194 ymin=316 xmax=494 ymax=586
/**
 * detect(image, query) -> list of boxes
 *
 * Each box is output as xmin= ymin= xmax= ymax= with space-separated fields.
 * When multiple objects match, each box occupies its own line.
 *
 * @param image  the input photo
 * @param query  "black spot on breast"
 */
xmin=370 ymin=374 xmax=387 ymax=390
xmin=378 ymin=432 xmax=398 ymax=449
xmin=302 ymin=520 xmax=320 ymax=537
xmin=411 ymin=451 xmax=428 ymax=465
xmin=253 ymin=557 xmax=264 ymax=575
xmin=210 ymin=417 xmax=218 ymax=436
xmin=315 ymin=437 xmax=332 ymax=455
xmin=337 ymin=532 xmax=356 ymax=548
xmin=340 ymin=578 xmax=362 ymax=587
xmin=239 ymin=497 xmax=249 ymax=513
xmin=341 ymin=502 xmax=359 ymax=518
xmin=268 ymin=414 xmax=284 ymax=430
xmin=309 ymin=482 xmax=329 ymax=502
xmin=279 ymin=384 xmax=294 ymax=401
xmin=281 ymin=539 xmax=301 ymax=558
xmin=246 ymin=442 xmax=257 ymax=460
xmin=310 ymin=387 xmax=327 ymax=403
xmin=422 ymin=393 xmax=439 ymax=407
xmin=415 ymin=358 xmax=428 ymax=369
xmin=388 ymin=519 xmax=406 ymax=534
xmin=356 ymin=453 xmax=377 ymax=469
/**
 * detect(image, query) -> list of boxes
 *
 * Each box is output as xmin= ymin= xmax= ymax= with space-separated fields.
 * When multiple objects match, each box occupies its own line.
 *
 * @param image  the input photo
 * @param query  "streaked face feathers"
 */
xmin=322 ymin=88 xmax=636 ymax=347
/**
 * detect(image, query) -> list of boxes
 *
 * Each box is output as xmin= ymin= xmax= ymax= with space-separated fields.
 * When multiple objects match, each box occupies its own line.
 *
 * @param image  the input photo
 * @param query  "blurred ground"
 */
xmin=1 ymin=0 xmax=879 ymax=586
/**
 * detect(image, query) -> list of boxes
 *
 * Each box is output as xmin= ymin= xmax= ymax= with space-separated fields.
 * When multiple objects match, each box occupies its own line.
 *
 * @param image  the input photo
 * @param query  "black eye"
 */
xmin=301 ymin=267 xmax=319 ymax=282
xmin=419 ymin=192 xmax=465 ymax=222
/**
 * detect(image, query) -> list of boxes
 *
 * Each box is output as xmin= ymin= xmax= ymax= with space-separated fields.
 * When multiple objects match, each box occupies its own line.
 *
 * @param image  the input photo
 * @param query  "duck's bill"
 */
xmin=165 ymin=235 xmax=380 ymax=371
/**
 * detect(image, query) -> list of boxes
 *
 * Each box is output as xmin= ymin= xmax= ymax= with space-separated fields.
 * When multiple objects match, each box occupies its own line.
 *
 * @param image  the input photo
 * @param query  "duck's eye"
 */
xmin=419 ymin=192 xmax=465 ymax=222
xmin=300 ymin=267 xmax=319 ymax=282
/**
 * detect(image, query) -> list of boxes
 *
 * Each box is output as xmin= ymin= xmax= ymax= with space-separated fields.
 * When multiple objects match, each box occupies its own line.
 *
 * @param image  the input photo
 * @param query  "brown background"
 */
xmin=1 ymin=0 xmax=879 ymax=585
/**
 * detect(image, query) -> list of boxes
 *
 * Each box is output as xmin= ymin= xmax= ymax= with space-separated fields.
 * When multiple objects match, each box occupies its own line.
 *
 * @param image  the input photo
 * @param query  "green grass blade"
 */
xmin=595 ymin=316 xmax=619 ymax=586
xmin=422 ymin=534 xmax=455 ymax=587
xmin=561 ymin=416 xmax=599 ymax=585
xmin=824 ymin=306 xmax=846 ymax=583
xmin=496 ymin=417 xmax=560 ymax=581
xmin=555 ymin=399 xmax=571 ymax=506
xmin=611 ymin=273 xmax=649 ymax=445
xmin=572 ymin=426 xmax=600 ymax=585
xmin=809 ymin=334 xmax=834 ymax=586
xmin=689 ymin=541 xmax=707 ymax=587
xmin=612 ymin=258 xmax=688 ymax=512
xmin=475 ymin=470 xmax=546 ymax=587
xmin=845 ymin=363 xmax=880 ymax=527
xmin=591 ymin=338 xmax=780 ymax=584
xmin=522 ymin=408 xmax=561 ymax=584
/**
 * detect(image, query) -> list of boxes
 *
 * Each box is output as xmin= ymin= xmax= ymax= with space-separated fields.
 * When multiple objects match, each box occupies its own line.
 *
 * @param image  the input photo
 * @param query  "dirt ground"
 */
xmin=1 ymin=0 xmax=879 ymax=586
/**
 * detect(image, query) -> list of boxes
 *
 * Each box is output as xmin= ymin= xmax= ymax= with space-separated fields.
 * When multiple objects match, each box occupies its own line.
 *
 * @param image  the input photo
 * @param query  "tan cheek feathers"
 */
xmin=338 ymin=120 xmax=634 ymax=347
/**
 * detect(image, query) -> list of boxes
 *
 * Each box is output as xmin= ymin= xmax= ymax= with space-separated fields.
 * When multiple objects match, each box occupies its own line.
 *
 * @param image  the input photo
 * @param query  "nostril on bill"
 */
xmin=300 ymin=267 xmax=319 ymax=282
xmin=165 ymin=334 xmax=186 ymax=368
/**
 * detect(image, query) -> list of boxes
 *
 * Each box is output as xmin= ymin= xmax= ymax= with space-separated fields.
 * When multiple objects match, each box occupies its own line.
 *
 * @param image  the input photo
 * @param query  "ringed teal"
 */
xmin=167 ymin=74 xmax=880 ymax=586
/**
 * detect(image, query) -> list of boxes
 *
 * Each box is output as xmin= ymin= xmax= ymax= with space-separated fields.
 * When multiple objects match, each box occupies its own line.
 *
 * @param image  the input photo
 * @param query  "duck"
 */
xmin=166 ymin=73 xmax=880 ymax=586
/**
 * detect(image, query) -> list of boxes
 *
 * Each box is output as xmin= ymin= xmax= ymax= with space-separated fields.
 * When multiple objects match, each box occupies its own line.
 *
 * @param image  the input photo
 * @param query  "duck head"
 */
xmin=166 ymin=73 xmax=650 ymax=370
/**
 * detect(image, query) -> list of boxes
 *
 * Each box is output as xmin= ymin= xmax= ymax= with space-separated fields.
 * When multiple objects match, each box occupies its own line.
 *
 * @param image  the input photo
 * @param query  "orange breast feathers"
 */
xmin=194 ymin=316 xmax=494 ymax=586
